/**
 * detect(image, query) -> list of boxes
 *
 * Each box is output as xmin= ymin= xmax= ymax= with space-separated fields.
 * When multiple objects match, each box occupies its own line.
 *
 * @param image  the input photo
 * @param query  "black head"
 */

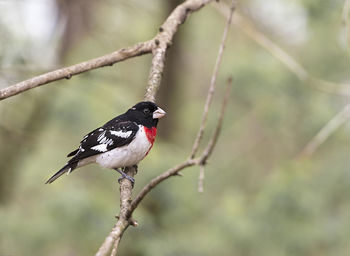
xmin=125 ymin=101 xmax=166 ymax=128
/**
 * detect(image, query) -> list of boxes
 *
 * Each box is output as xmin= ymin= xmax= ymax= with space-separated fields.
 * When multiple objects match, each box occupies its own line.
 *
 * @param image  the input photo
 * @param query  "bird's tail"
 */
xmin=45 ymin=162 xmax=78 ymax=184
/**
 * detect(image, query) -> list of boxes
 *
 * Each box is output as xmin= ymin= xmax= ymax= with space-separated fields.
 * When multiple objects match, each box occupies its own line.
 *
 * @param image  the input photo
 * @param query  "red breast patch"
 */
xmin=144 ymin=126 xmax=157 ymax=145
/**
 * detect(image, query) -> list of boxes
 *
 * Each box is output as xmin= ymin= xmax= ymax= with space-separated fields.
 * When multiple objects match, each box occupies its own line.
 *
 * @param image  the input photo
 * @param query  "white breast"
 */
xmin=95 ymin=126 xmax=152 ymax=169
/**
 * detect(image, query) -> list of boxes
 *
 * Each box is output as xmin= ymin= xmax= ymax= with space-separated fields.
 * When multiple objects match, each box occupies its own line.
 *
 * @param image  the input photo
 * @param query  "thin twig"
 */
xmin=198 ymin=76 xmax=232 ymax=192
xmin=131 ymin=160 xmax=197 ymax=211
xmin=198 ymin=164 xmax=205 ymax=193
xmin=190 ymin=0 xmax=235 ymax=159
xmin=298 ymin=102 xmax=350 ymax=159
xmin=200 ymin=77 xmax=232 ymax=164
xmin=214 ymin=3 xmax=350 ymax=96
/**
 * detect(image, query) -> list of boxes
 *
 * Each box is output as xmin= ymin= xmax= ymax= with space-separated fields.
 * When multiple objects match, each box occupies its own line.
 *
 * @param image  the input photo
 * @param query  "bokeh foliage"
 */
xmin=1 ymin=0 xmax=350 ymax=255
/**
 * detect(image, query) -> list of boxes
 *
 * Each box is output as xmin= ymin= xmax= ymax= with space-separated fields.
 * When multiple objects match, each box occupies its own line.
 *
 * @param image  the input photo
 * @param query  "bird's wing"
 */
xmin=66 ymin=127 xmax=100 ymax=157
xmin=67 ymin=121 xmax=139 ymax=162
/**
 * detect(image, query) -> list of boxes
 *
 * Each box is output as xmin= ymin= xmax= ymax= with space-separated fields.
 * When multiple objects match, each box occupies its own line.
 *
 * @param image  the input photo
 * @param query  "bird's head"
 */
xmin=126 ymin=101 xmax=166 ymax=128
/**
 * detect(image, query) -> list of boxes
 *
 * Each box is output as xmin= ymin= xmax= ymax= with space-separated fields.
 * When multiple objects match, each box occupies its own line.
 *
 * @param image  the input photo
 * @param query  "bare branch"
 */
xmin=198 ymin=164 xmax=205 ymax=193
xmin=190 ymin=0 xmax=235 ymax=159
xmin=95 ymin=167 xmax=136 ymax=256
xmin=214 ymin=3 xmax=350 ymax=96
xmin=200 ymin=77 xmax=232 ymax=164
xmin=298 ymin=102 xmax=350 ymax=158
xmin=144 ymin=0 xmax=213 ymax=101
xmin=131 ymin=160 xmax=197 ymax=211
xmin=0 ymin=42 xmax=153 ymax=101
xmin=145 ymin=45 xmax=167 ymax=102
xmin=198 ymin=76 xmax=232 ymax=192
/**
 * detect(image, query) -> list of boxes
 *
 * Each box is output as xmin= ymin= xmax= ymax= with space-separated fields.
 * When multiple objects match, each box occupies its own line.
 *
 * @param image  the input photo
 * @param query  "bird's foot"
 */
xmin=118 ymin=175 xmax=135 ymax=186
xmin=115 ymin=168 xmax=135 ymax=187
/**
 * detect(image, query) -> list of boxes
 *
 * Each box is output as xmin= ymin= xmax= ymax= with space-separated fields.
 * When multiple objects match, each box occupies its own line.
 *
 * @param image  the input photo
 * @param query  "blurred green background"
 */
xmin=1 ymin=0 xmax=350 ymax=255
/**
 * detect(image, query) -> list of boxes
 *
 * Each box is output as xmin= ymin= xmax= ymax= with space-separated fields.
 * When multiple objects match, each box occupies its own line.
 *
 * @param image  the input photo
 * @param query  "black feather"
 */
xmin=67 ymin=149 xmax=78 ymax=157
xmin=45 ymin=161 xmax=78 ymax=184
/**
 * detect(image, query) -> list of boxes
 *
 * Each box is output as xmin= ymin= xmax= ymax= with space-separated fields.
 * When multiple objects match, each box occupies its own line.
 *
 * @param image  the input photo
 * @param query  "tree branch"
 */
xmin=95 ymin=166 xmax=136 ymax=256
xmin=200 ymin=77 xmax=231 ymax=165
xmin=198 ymin=164 xmax=205 ymax=193
xmin=0 ymin=42 xmax=153 ymax=100
xmin=342 ymin=0 xmax=350 ymax=55
xmin=144 ymin=0 xmax=213 ymax=101
xmin=131 ymin=160 xmax=197 ymax=210
xmin=110 ymin=237 xmax=121 ymax=256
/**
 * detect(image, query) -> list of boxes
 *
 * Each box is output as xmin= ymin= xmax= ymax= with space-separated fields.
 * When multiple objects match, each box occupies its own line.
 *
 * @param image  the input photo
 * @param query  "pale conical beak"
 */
xmin=153 ymin=107 xmax=166 ymax=119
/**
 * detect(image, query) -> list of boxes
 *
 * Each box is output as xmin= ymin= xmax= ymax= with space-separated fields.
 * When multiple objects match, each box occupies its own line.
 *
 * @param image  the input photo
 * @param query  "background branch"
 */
xmin=214 ymin=2 xmax=350 ymax=160
xmin=214 ymin=3 xmax=350 ymax=96
xmin=342 ymin=0 xmax=350 ymax=55
xmin=298 ymin=102 xmax=350 ymax=159
xmin=95 ymin=167 xmax=136 ymax=256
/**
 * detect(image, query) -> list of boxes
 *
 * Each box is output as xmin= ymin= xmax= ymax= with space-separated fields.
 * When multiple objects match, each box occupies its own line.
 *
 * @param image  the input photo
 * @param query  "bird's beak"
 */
xmin=153 ymin=107 xmax=166 ymax=119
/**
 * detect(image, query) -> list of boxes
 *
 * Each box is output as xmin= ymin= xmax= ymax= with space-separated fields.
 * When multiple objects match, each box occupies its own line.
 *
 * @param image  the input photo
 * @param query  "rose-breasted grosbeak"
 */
xmin=46 ymin=101 xmax=166 ymax=184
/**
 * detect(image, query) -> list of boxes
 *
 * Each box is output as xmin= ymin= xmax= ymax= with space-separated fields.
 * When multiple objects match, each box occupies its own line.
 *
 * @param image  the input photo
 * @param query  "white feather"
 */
xmin=91 ymin=144 xmax=108 ymax=152
xmin=97 ymin=131 xmax=106 ymax=141
xmin=110 ymin=130 xmax=132 ymax=138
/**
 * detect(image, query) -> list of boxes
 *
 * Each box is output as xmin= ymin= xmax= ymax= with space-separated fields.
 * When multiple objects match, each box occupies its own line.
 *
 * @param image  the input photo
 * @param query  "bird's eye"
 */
xmin=143 ymin=108 xmax=150 ymax=115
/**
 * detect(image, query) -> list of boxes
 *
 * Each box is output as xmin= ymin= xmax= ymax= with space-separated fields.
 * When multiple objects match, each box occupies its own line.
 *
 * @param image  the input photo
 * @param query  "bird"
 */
xmin=46 ymin=101 xmax=166 ymax=185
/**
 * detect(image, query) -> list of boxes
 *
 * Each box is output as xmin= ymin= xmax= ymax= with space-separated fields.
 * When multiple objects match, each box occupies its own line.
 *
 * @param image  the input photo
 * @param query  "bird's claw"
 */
xmin=115 ymin=168 xmax=135 ymax=187
xmin=118 ymin=174 xmax=135 ymax=186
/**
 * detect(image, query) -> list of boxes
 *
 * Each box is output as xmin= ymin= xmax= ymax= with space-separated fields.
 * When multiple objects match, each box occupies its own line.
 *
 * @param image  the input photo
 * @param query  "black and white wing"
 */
xmin=68 ymin=121 xmax=139 ymax=162
xmin=46 ymin=121 xmax=138 ymax=184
